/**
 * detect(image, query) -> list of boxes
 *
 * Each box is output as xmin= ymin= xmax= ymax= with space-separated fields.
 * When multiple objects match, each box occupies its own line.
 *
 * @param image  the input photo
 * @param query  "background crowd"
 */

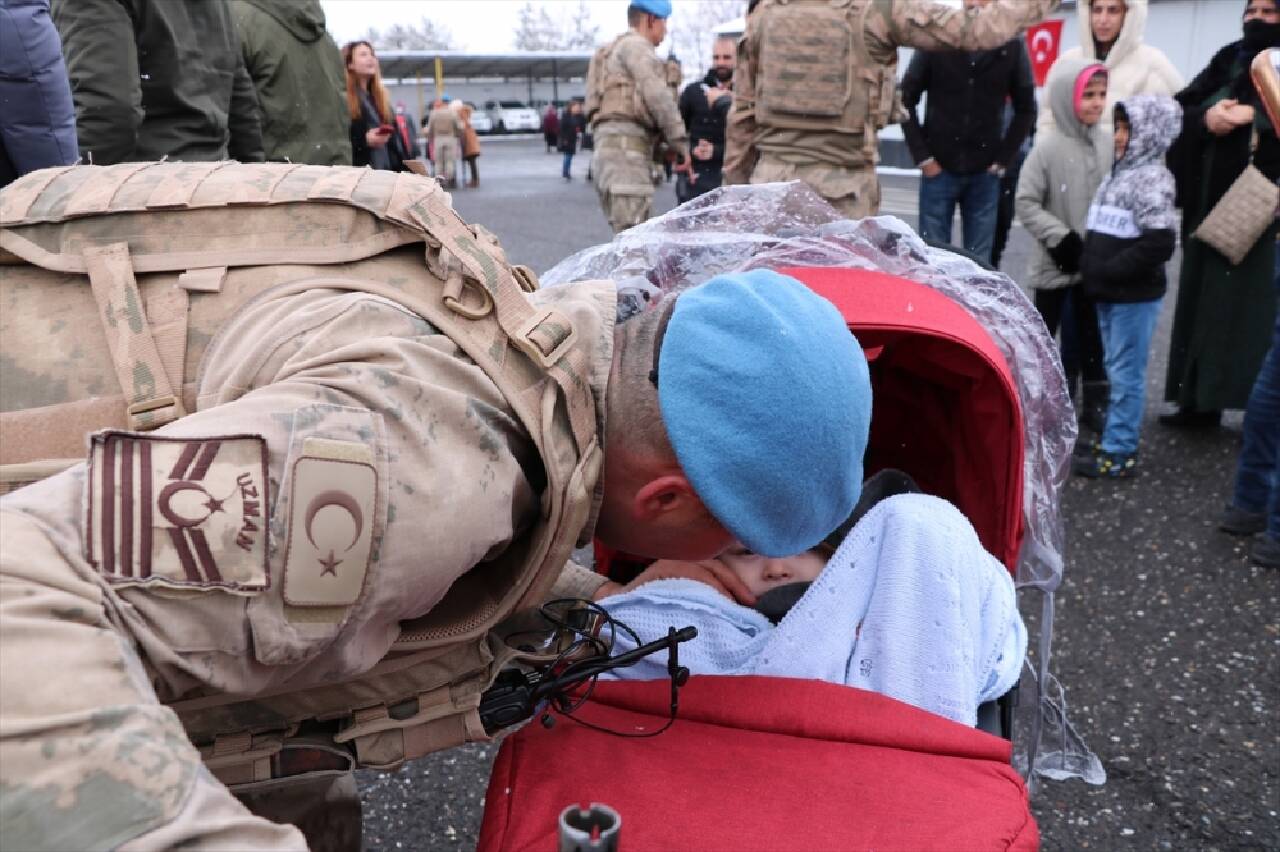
xmin=0 ymin=0 xmax=482 ymax=184
xmin=0 ymin=0 xmax=1275 ymax=566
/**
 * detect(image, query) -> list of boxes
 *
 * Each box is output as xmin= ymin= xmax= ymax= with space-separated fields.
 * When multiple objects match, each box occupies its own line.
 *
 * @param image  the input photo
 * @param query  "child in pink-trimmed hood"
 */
xmin=1015 ymin=60 xmax=1113 ymax=438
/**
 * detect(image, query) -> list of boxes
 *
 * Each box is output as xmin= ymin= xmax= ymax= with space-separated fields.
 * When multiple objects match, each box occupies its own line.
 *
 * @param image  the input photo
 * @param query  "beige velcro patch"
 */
xmin=85 ymin=432 xmax=269 ymax=591
xmin=282 ymin=438 xmax=377 ymax=607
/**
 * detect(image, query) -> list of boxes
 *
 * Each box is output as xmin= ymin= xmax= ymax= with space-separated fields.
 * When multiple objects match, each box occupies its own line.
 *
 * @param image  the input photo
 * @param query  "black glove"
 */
xmin=1047 ymin=231 xmax=1083 ymax=274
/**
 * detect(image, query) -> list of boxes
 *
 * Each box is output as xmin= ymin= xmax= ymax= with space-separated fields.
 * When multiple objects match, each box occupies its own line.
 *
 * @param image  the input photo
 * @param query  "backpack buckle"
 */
xmin=512 ymin=308 xmax=577 ymax=368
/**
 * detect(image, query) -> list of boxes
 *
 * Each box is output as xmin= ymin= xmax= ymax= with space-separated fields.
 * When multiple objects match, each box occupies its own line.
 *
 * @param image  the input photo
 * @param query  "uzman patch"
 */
xmin=85 ymin=432 xmax=269 ymax=591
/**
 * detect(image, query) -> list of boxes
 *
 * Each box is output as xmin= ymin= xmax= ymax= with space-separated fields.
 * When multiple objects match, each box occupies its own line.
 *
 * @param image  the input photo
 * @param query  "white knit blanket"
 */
xmin=598 ymin=494 xmax=1026 ymax=727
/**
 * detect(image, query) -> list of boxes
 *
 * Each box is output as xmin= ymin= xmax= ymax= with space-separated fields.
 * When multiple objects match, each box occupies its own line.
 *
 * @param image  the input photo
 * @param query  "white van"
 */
xmin=483 ymin=100 xmax=540 ymax=134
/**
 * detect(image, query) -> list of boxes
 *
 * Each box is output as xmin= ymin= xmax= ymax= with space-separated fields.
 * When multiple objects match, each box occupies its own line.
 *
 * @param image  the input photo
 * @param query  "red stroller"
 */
xmin=477 ymin=266 xmax=1038 ymax=852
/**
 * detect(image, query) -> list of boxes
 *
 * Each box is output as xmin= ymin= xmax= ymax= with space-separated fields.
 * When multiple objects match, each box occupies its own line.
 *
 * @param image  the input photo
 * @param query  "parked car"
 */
xmin=483 ymin=100 xmax=539 ymax=134
xmin=465 ymin=103 xmax=493 ymax=135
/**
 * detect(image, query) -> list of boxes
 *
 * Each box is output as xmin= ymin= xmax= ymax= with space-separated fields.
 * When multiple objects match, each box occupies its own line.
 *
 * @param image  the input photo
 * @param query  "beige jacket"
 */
xmin=426 ymin=105 xmax=461 ymax=140
xmin=1036 ymin=0 xmax=1184 ymax=136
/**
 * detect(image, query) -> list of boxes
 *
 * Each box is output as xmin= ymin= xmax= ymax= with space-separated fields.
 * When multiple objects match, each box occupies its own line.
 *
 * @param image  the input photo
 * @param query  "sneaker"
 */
xmin=1220 ymin=504 xmax=1267 ymax=536
xmin=1250 ymin=534 xmax=1280 ymax=569
xmin=1072 ymin=451 xmax=1137 ymax=479
xmin=1073 ymin=434 xmax=1101 ymax=458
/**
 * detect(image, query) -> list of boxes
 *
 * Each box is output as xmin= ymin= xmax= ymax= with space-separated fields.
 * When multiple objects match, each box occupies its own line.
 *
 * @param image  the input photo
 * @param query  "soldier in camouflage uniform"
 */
xmin=0 ymin=164 xmax=868 ymax=849
xmin=723 ymin=0 xmax=1061 ymax=219
xmin=426 ymin=97 xmax=462 ymax=188
xmin=585 ymin=0 xmax=689 ymax=233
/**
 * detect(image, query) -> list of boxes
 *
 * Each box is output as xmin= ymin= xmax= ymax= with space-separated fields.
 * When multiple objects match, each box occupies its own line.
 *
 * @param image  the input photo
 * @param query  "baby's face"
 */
xmin=717 ymin=546 xmax=827 ymax=597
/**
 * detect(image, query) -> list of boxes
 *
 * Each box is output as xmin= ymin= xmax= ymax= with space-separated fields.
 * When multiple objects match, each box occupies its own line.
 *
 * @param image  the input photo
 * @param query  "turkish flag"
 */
xmin=1026 ymin=19 xmax=1065 ymax=86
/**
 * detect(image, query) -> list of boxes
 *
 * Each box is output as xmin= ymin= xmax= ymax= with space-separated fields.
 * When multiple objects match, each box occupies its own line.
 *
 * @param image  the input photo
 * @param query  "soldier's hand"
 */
xmin=673 ymin=153 xmax=693 ymax=175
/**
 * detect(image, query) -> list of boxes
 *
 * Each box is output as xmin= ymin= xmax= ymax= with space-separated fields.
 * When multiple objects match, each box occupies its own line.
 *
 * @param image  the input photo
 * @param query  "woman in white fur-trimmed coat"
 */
xmin=1038 ymin=0 xmax=1184 ymax=135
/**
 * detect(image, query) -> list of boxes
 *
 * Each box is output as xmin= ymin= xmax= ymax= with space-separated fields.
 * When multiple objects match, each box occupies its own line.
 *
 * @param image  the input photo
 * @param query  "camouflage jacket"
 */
xmin=426 ymin=106 xmax=462 ymax=140
xmin=723 ymin=0 xmax=1060 ymax=181
xmin=588 ymin=30 xmax=688 ymax=156
xmin=0 ymin=282 xmax=616 ymax=702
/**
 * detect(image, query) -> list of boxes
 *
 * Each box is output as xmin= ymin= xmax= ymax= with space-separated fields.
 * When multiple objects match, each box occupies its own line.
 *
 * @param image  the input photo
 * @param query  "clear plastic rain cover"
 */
xmin=543 ymin=182 xmax=1105 ymax=787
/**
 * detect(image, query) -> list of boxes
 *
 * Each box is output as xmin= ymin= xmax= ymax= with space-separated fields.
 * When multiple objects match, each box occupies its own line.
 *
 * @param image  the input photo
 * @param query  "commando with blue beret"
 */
xmin=657 ymin=269 xmax=872 ymax=558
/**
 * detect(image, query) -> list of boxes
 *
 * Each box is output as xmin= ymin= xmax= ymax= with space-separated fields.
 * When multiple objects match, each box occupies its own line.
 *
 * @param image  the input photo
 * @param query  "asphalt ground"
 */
xmin=358 ymin=139 xmax=1279 ymax=851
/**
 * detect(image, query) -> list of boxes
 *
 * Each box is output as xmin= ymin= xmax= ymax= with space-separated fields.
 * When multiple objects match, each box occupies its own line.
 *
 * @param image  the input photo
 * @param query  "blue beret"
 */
xmin=631 ymin=0 xmax=673 ymax=18
xmin=657 ymin=270 xmax=871 ymax=557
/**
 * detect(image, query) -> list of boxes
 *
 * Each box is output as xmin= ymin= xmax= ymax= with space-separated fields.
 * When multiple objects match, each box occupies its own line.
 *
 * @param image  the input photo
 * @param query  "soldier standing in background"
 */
xmin=51 ymin=0 xmax=264 ymax=165
xmin=426 ymin=96 xmax=462 ymax=188
xmin=230 ymin=0 xmax=351 ymax=166
xmin=723 ymin=0 xmax=1061 ymax=219
xmin=585 ymin=0 xmax=689 ymax=233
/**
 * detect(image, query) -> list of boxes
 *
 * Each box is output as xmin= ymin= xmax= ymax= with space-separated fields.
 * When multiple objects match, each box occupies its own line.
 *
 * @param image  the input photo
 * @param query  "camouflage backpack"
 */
xmin=751 ymin=0 xmax=900 ymax=141
xmin=0 ymin=162 xmax=602 ymax=787
xmin=586 ymin=31 xmax=655 ymax=130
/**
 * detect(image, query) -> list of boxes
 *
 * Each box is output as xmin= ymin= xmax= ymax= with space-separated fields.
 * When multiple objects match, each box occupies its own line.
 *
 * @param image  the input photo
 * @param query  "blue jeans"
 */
xmin=918 ymin=169 xmax=1001 ymax=265
xmin=562 ymin=151 xmax=573 ymax=178
xmin=1096 ymin=299 xmax=1162 ymax=456
xmin=1232 ymin=261 xmax=1280 ymax=539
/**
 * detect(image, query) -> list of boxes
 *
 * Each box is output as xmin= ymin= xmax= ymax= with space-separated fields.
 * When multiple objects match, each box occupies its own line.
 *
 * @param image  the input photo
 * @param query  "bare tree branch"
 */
xmin=514 ymin=0 xmax=602 ymax=51
xmin=667 ymin=0 xmax=744 ymax=74
xmin=361 ymin=17 xmax=457 ymax=51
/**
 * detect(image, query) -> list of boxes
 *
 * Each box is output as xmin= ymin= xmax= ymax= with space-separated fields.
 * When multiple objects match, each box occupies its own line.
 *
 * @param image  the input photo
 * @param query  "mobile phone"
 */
xmin=376 ymin=125 xmax=394 ymax=135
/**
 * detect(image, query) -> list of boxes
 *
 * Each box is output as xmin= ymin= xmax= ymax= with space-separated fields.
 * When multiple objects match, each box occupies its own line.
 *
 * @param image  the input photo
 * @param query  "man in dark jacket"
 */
xmin=676 ymin=36 xmax=734 ymax=204
xmin=230 ymin=0 xmax=350 ymax=165
xmin=900 ymin=0 xmax=1035 ymax=265
xmin=52 ymin=0 xmax=264 ymax=165
xmin=0 ymin=0 xmax=78 ymax=187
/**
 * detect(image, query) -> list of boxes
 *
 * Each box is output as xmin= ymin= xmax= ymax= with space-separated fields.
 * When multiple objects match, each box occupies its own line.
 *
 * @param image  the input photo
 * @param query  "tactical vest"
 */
xmin=752 ymin=0 xmax=899 ymax=153
xmin=588 ymin=31 xmax=655 ymax=130
xmin=0 ymin=162 xmax=603 ymax=788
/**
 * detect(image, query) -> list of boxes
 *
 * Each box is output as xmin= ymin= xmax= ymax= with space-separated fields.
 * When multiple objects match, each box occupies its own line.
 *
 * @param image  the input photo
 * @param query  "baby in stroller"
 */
xmin=596 ymin=469 xmax=1027 ymax=729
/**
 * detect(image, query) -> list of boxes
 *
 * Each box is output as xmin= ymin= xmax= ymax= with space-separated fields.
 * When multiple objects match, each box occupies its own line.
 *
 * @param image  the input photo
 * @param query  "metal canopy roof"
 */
xmin=378 ymin=51 xmax=593 ymax=82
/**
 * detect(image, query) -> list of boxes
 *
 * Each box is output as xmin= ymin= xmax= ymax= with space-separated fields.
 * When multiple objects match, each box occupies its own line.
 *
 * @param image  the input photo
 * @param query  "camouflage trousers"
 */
xmin=751 ymin=157 xmax=881 ymax=220
xmin=591 ymin=136 xmax=656 ymax=233
xmin=0 ymin=510 xmax=308 ymax=851
xmin=434 ymin=136 xmax=460 ymax=186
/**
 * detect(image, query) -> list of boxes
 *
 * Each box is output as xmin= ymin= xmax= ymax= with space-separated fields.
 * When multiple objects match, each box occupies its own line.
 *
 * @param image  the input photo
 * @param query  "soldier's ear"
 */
xmin=631 ymin=474 xmax=699 ymax=521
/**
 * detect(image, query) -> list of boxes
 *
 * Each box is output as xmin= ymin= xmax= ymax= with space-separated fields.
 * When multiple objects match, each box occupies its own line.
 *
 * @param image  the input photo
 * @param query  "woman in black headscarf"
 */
xmin=1161 ymin=0 xmax=1280 ymax=426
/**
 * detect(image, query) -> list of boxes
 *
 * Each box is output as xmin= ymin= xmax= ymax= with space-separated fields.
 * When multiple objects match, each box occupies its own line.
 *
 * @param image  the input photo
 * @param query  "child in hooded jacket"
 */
xmin=1073 ymin=95 xmax=1182 ymax=478
xmin=1016 ymin=59 xmax=1113 ymax=433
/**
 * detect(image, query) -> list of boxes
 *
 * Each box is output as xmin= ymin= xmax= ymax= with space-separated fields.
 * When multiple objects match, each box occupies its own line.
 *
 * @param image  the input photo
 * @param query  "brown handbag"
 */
xmin=1192 ymin=129 xmax=1280 ymax=265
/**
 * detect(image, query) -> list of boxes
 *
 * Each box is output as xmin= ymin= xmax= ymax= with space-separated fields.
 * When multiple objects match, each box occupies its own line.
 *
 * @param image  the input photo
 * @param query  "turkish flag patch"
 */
xmin=281 ymin=437 xmax=377 ymax=608
xmin=85 ymin=431 xmax=269 ymax=592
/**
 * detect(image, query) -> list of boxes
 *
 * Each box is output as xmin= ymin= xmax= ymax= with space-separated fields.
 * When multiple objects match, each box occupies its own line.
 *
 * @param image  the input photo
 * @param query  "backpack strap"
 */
xmin=83 ymin=243 xmax=187 ymax=430
xmin=393 ymin=189 xmax=597 ymax=456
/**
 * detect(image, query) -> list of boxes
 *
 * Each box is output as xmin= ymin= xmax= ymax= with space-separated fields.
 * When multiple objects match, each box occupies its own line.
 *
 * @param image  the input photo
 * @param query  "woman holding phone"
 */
xmin=344 ymin=40 xmax=409 ymax=171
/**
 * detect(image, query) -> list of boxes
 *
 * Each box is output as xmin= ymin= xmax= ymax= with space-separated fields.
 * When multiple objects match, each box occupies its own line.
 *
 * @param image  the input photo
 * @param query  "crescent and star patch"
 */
xmin=281 ymin=437 xmax=377 ymax=608
xmin=86 ymin=432 xmax=269 ymax=591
